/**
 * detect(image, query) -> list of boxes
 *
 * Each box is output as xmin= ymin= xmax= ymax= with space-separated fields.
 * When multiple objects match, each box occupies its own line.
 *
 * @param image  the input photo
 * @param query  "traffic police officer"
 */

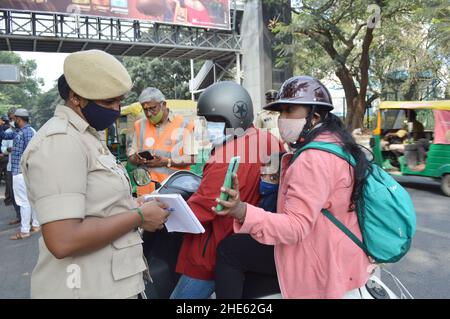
xmin=256 ymin=89 xmax=281 ymax=139
xmin=21 ymin=50 xmax=169 ymax=299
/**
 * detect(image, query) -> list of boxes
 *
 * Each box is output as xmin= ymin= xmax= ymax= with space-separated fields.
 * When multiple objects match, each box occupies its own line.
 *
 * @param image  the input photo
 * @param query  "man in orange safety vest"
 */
xmin=128 ymin=87 xmax=197 ymax=196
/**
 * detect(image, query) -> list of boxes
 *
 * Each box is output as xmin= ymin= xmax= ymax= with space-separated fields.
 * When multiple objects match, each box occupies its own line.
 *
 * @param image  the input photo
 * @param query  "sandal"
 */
xmin=10 ymin=232 xmax=31 ymax=240
xmin=30 ymin=226 xmax=41 ymax=233
xmin=8 ymin=218 xmax=20 ymax=225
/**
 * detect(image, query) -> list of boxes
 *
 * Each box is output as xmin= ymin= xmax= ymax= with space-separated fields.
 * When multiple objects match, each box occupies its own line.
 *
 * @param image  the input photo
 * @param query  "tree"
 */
xmin=0 ymin=51 xmax=44 ymax=112
xmin=30 ymin=57 xmax=199 ymax=129
xmin=425 ymin=0 xmax=450 ymax=53
xmin=424 ymin=1 xmax=450 ymax=98
xmin=31 ymin=85 xmax=61 ymax=129
xmin=121 ymin=57 xmax=194 ymax=105
xmin=268 ymin=0 xmax=441 ymax=130
xmin=369 ymin=4 xmax=448 ymax=102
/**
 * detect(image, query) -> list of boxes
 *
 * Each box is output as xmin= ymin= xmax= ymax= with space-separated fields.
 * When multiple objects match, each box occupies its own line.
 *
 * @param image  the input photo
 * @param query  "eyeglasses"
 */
xmin=142 ymin=101 xmax=163 ymax=113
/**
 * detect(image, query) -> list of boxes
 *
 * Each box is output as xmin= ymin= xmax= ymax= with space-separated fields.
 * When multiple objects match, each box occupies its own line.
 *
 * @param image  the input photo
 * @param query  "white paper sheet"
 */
xmin=143 ymin=194 xmax=205 ymax=234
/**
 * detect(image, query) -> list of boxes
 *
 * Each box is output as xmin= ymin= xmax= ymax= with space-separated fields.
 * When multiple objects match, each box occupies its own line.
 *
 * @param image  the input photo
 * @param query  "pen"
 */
xmin=166 ymin=208 xmax=175 ymax=212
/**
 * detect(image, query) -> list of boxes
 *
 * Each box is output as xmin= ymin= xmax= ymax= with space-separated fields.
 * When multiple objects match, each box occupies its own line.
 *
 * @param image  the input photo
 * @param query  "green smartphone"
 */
xmin=216 ymin=156 xmax=241 ymax=212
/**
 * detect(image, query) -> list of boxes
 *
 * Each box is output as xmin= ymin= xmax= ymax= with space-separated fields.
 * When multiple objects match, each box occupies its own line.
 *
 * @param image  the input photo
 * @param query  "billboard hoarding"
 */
xmin=0 ymin=64 xmax=21 ymax=83
xmin=0 ymin=0 xmax=231 ymax=30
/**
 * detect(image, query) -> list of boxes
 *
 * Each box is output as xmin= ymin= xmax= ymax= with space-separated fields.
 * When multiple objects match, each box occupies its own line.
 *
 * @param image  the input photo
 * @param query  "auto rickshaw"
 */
xmin=371 ymin=100 xmax=450 ymax=196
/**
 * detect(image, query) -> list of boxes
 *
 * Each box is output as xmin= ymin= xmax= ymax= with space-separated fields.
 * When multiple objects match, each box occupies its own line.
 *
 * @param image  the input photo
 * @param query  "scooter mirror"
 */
xmin=133 ymin=167 xmax=152 ymax=186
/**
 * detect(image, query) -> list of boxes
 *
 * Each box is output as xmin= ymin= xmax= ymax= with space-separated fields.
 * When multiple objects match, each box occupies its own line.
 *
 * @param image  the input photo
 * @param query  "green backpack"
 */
xmin=293 ymin=141 xmax=416 ymax=263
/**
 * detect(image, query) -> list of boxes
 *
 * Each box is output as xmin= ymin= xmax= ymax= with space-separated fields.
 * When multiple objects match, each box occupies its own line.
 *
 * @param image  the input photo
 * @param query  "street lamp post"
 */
xmin=172 ymin=73 xmax=177 ymax=99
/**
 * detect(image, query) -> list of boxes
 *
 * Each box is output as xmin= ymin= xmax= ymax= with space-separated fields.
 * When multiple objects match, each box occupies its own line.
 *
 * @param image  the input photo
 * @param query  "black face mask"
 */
xmin=81 ymin=100 xmax=120 ymax=131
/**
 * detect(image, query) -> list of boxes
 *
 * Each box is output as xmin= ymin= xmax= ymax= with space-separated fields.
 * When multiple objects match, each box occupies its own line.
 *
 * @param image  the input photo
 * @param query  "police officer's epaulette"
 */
xmin=45 ymin=117 xmax=69 ymax=137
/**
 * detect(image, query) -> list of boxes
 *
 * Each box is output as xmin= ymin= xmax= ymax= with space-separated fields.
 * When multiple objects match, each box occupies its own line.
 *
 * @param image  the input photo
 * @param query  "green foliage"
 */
xmin=26 ymin=56 xmax=200 ymax=129
xmin=0 ymin=104 xmax=16 ymax=115
xmin=271 ymin=0 xmax=380 ymax=70
xmin=419 ymin=1 xmax=450 ymax=53
xmin=31 ymin=85 xmax=61 ymax=129
xmin=0 ymin=51 xmax=43 ymax=115
xmin=121 ymin=57 xmax=193 ymax=105
xmin=266 ymin=0 xmax=448 ymax=128
xmin=370 ymin=1 xmax=449 ymax=101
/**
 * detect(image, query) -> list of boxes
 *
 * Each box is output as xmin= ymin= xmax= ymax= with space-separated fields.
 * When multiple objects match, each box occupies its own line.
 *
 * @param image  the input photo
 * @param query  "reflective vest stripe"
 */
xmin=134 ymin=116 xmax=193 ymax=196
xmin=139 ymin=118 xmax=147 ymax=152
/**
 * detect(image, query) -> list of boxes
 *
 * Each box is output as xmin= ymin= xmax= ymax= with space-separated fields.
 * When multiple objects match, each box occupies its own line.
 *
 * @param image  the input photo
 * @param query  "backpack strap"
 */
xmin=322 ymin=209 xmax=369 ymax=256
xmin=291 ymin=141 xmax=369 ymax=256
xmin=292 ymin=141 xmax=356 ymax=166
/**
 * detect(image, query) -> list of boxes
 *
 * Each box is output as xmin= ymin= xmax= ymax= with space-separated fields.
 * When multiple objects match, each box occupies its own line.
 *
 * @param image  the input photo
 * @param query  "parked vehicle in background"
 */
xmin=371 ymin=100 xmax=450 ymax=196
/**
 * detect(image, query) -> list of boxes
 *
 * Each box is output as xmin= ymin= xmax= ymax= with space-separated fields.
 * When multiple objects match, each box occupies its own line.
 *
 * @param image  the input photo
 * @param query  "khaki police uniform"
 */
xmin=21 ymin=105 xmax=146 ymax=299
xmin=256 ymin=110 xmax=280 ymax=139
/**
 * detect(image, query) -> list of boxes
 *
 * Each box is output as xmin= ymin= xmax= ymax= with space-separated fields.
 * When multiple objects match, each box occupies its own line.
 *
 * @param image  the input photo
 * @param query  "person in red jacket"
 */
xmin=170 ymin=82 xmax=284 ymax=299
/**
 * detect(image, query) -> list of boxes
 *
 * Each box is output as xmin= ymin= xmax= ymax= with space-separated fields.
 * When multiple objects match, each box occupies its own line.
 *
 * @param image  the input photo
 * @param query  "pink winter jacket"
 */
xmin=234 ymin=134 xmax=372 ymax=298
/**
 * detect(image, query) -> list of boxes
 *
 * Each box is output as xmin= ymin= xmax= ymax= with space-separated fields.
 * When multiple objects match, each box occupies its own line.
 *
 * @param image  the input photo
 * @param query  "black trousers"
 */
xmin=215 ymin=234 xmax=277 ymax=299
xmin=0 ymin=156 xmax=8 ymax=183
xmin=5 ymin=171 xmax=20 ymax=219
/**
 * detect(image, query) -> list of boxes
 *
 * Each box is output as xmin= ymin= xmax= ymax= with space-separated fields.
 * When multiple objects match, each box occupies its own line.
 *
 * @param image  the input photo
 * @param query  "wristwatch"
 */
xmin=167 ymin=158 xmax=172 ymax=168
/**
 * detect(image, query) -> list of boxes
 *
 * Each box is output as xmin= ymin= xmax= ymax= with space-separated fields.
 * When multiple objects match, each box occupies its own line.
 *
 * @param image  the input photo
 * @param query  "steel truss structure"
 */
xmin=0 ymin=5 xmax=242 ymax=62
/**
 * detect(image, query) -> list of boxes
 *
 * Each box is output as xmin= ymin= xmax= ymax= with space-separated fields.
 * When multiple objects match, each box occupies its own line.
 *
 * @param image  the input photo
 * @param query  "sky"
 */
xmin=16 ymin=51 xmax=68 ymax=92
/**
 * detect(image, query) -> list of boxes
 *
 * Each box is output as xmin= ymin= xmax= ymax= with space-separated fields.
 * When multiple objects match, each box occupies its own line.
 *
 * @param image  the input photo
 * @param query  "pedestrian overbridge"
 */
xmin=0 ymin=1 xmax=245 ymax=96
xmin=0 ymin=4 xmax=243 ymax=60
xmin=0 ymin=1 xmax=288 ymax=107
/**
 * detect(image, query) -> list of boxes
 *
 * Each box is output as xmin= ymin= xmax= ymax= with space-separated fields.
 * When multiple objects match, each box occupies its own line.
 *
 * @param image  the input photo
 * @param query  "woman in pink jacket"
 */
xmin=214 ymin=76 xmax=373 ymax=299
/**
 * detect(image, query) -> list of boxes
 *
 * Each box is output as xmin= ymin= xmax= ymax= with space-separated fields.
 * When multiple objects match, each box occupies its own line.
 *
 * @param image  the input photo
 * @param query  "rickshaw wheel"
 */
xmin=441 ymin=174 xmax=450 ymax=197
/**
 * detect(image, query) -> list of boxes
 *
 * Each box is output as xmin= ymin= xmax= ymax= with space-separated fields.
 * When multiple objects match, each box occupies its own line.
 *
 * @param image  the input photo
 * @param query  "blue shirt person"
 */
xmin=0 ymin=108 xmax=39 ymax=240
xmin=0 ymin=110 xmax=36 ymax=176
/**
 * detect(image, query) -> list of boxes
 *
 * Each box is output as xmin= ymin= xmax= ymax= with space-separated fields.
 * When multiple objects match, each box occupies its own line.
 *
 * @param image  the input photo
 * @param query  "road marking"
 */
xmin=416 ymin=226 xmax=450 ymax=240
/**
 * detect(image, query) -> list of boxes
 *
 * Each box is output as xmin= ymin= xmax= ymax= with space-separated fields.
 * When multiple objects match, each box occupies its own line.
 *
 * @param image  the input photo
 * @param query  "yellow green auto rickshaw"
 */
xmin=371 ymin=100 xmax=450 ymax=196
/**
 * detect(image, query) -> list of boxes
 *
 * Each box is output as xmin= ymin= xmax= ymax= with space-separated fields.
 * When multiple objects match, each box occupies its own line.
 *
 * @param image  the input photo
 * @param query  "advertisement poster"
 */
xmin=0 ymin=0 xmax=231 ymax=30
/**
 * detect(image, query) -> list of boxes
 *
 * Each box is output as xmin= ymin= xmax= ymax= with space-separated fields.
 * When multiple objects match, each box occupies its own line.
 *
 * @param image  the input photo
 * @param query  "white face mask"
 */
xmin=278 ymin=118 xmax=307 ymax=143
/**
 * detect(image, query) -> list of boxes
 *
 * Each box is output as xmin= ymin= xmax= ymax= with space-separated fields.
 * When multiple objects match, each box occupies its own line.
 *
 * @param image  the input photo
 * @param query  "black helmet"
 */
xmin=264 ymin=76 xmax=333 ymax=112
xmin=197 ymin=81 xmax=254 ymax=131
